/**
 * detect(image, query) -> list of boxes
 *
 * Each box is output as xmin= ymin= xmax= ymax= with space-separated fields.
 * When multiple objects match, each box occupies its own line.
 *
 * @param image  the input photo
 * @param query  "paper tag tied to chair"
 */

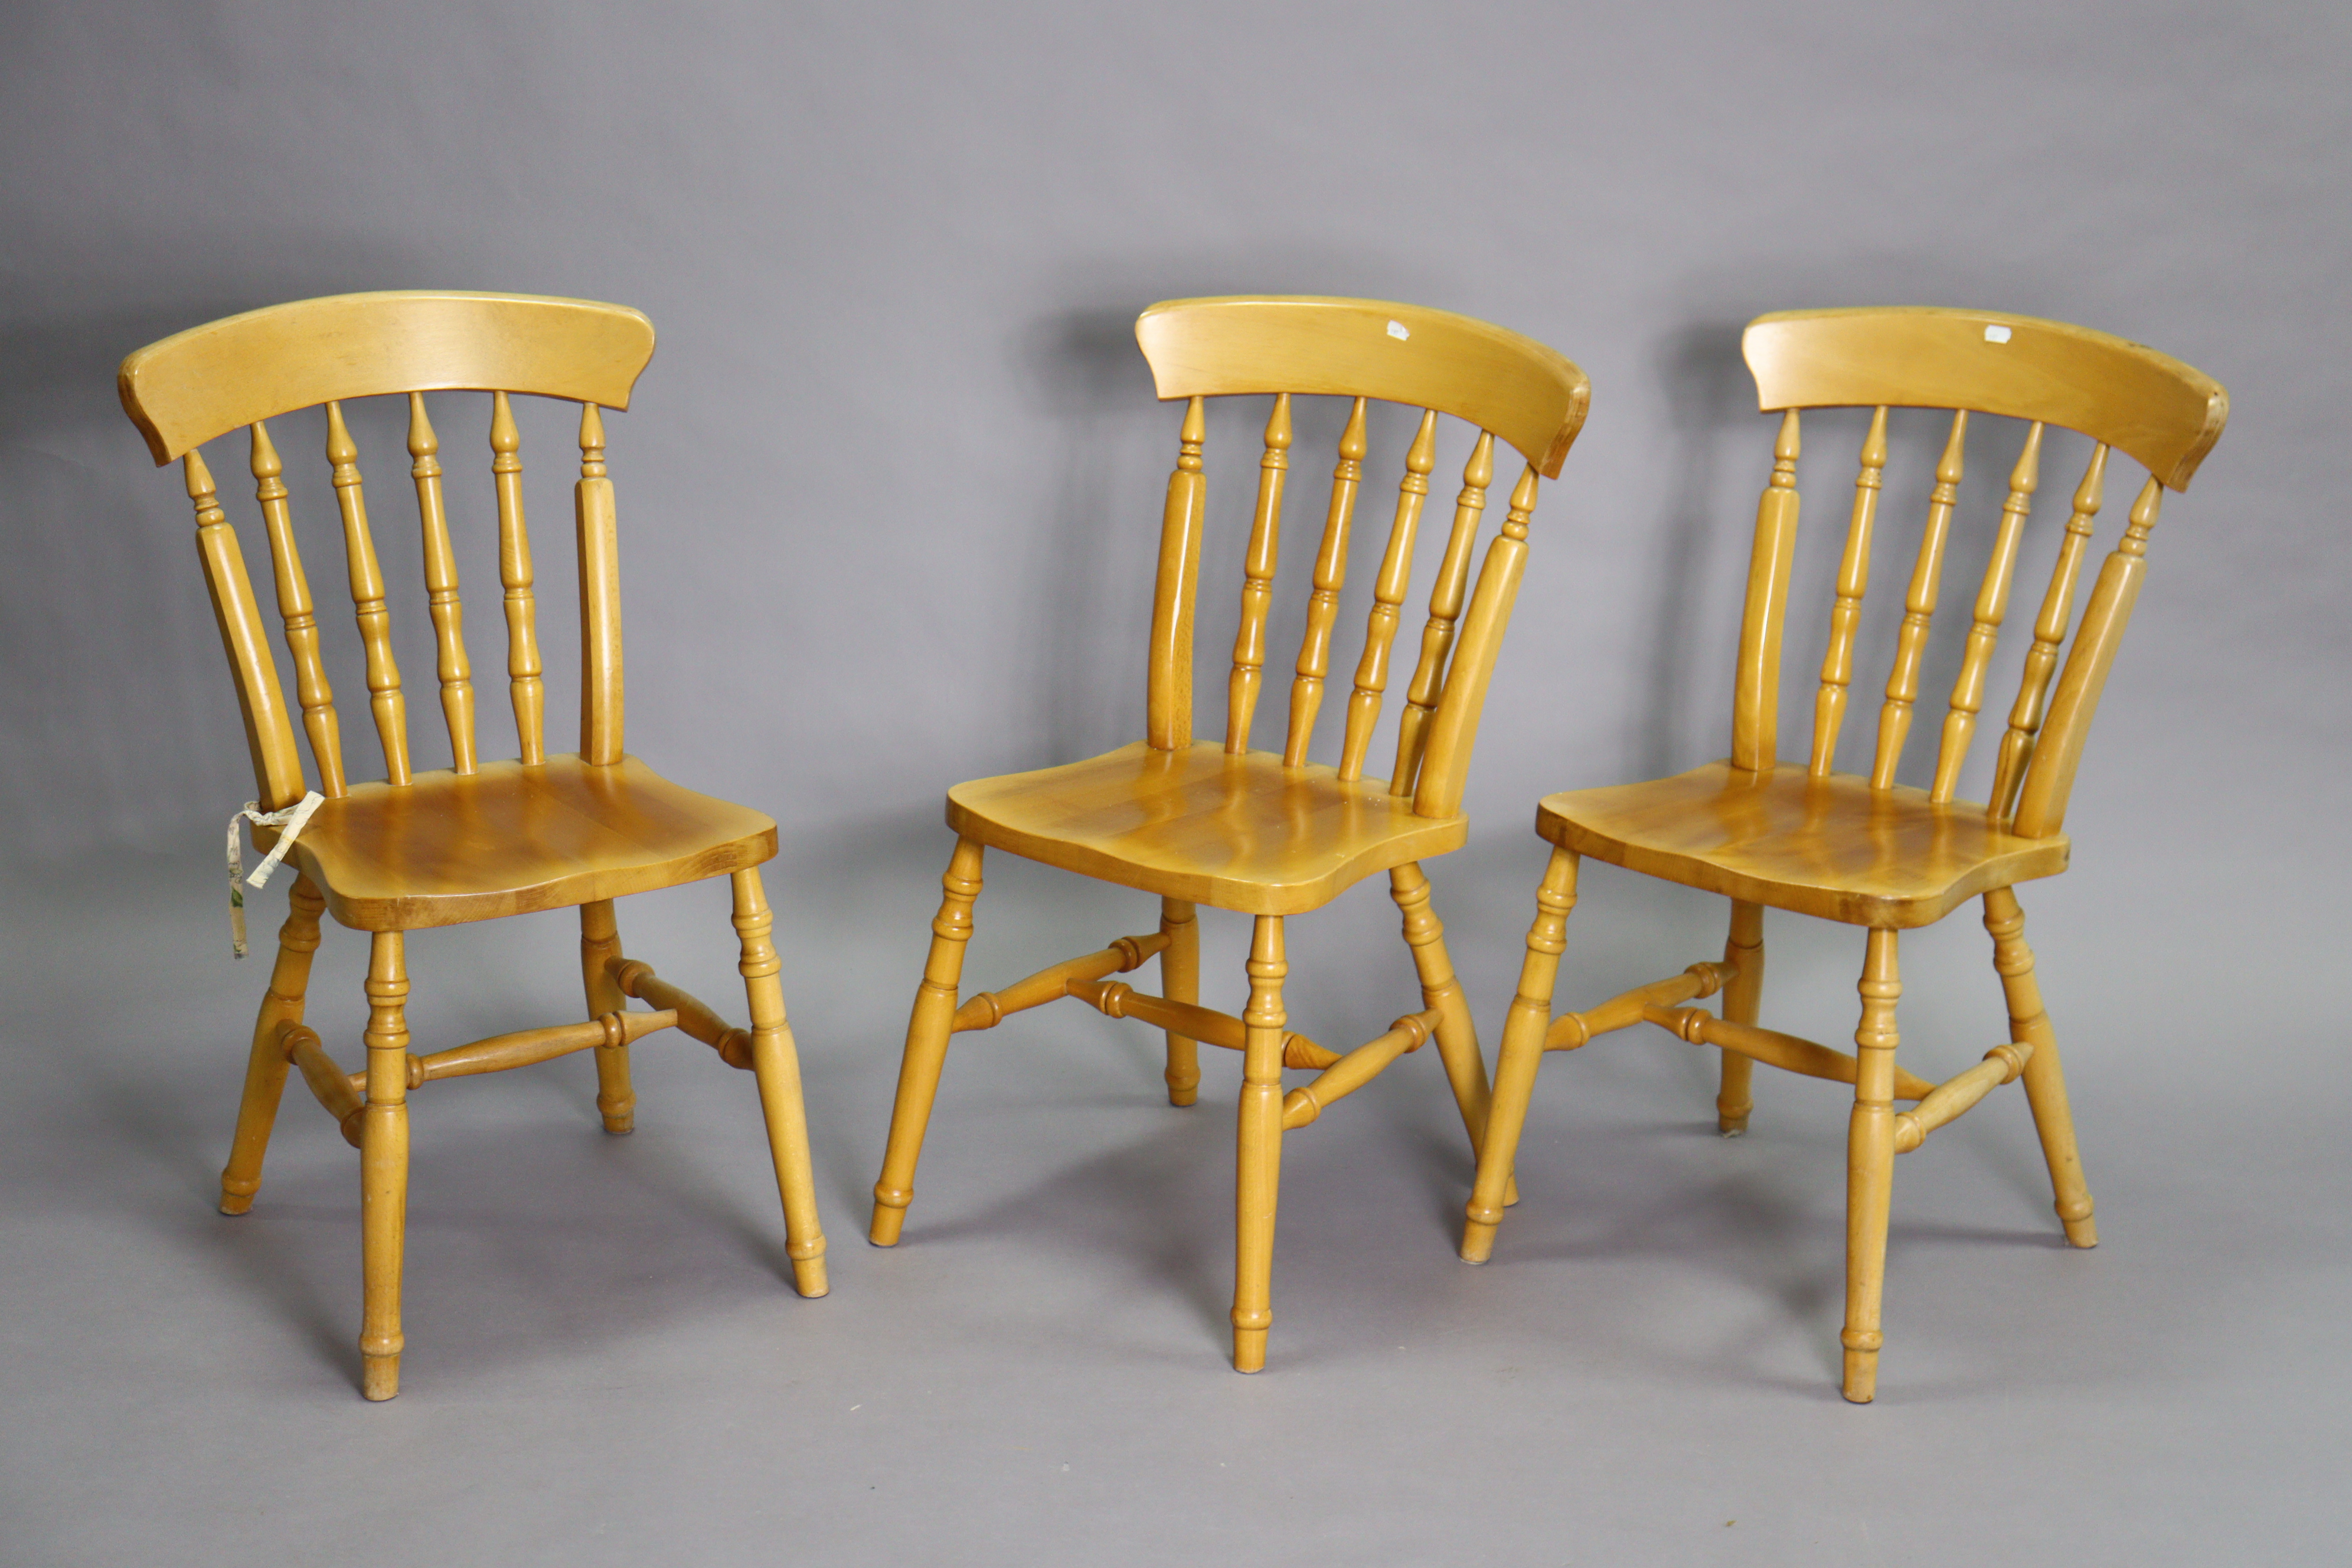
xmin=224 ymin=792 xmax=325 ymax=957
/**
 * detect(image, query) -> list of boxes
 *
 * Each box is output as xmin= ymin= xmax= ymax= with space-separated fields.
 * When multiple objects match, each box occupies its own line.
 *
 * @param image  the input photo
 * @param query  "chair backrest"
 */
xmin=118 ymin=290 xmax=658 ymax=810
xmin=1132 ymin=296 xmax=1590 ymax=819
xmin=1728 ymin=306 xmax=2227 ymax=838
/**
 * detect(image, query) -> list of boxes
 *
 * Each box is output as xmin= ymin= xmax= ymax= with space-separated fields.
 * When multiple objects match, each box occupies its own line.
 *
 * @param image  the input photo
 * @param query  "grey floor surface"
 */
xmin=5 ymin=837 xmax=2346 ymax=1567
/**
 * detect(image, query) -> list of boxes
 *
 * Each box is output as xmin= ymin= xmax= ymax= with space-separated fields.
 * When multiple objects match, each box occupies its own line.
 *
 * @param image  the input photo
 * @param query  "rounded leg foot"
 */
xmin=791 ymin=1252 xmax=830 ymax=1298
xmin=869 ymin=1191 xmax=909 ymax=1247
xmin=1166 ymin=1080 xmax=1200 ymax=1108
xmin=361 ymin=1351 xmax=401 ymax=1402
xmin=218 ymin=1180 xmax=257 ymax=1216
xmin=2061 ymin=1204 xmax=2098 ymax=1249
xmin=1841 ymin=1342 xmax=1878 ymax=1404
xmin=1460 ymin=1215 xmax=1498 ymax=1264
xmin=599 ymin=1112 xmax=635 ymax=1136
xmin=1718 ymin=1111 xmax=1750 ymax=1138
xmin=1231 ymin=1327 xmax=1268 ymax=1373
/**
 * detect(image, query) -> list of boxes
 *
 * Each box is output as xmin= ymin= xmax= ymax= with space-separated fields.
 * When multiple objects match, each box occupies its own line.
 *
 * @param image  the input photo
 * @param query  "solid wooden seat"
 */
xmin=870 ymin=296 xmax=1590 ymax=1371
xmin=117 ymin=290 xmax=828 ymax=1401
xmin=1465 ymin=306 xmax=2227 ymax=1404
xmin=286 ymin=754 xmax=776 ymax=932
xmin=1536 ymin=762 xmax=2068 ymax=930
xmin=947 ymin=742 xmax=1465 ymax=916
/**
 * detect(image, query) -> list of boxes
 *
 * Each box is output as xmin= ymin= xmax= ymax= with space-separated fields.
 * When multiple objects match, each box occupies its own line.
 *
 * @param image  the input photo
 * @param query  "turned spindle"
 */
xmin=1336 ymin=409 xmax=1438 ymax=780
xmin=490 ymin=391 xmax=546 ymax=764
xmin=325 ymin=402 xmax=410 ymax=786
xmin=1411 ymin=463 xmax=1539 ymax=819
xmin=250 ymin=421 xmax=346 ymax=796
xmin=1391 ymin=432 xmax=1493 ymax=798
xmin=409 ymin=394 xmax=477 ymax=774
xmin=1809 ymin=407 xmax=1886 ymax=776
xmin=1930 ymin=423 xmax=2042 ymax=803
xmin=1225 ymin=395 xmax=1291 ymax=753
xmin=1283 ymin=398 xmax=1368 ymax=767
xmin=2011 ymin=475 xmax=2165 ymax=838
xmin=1988 ymin=446 xmax=2106 ymax=820
xmin=1870 ymin=411 xmax=1968 ymax=789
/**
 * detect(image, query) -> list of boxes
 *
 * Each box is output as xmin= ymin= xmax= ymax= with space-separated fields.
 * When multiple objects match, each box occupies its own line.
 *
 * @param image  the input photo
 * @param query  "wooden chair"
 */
xmin=868 ymin=296 xmax=1590 ymax=1371
xmin=1462 ymin=307 xmax=2227 ymax=1402
xmin=117 ymin=291 xmax=829 ymax=1400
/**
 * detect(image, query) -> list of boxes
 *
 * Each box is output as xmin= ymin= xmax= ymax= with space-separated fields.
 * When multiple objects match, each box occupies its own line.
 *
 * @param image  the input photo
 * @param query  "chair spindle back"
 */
xmin=1133 ymin=297 xmax=1590 ymax=820
xmin=119 ymin=292 xmax=658 ymax=811
xmin=1731 ymin=308 xmax=2226 ymax=837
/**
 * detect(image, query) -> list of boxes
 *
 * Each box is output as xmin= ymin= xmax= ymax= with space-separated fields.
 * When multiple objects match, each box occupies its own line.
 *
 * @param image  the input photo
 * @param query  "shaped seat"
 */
xmin=1464 ymin=306 xmax=2227 ymax=1403
xmin=118 ymin=290 xmax=828 ymax=1401
xmin=948 ymin=741 xmax=1466 ymax=916
xmin=288 ymin=756 xmax=775 ymax=932
xmin=1536 ymin=761 xmax=2069 ymax=930
xmin=869 ymin=296 xmax=1590 ymax=1371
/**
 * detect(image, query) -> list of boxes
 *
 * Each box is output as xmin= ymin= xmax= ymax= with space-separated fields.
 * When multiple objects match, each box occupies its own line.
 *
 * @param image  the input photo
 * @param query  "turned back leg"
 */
xmin=871 ymin=836 xmax=984 ymax=1246
xmin=1159 ymin=896 xmax=1200 ymax=1106
xmin=580 ymin=899 xmax=635 ymax=1135
xmin=734 ymin=867 xmax=829 ymax=1296
xmin=1982 ymin=886 xmax=2096 ymax=1246
xmin=1716 ymin=900 xmax=1765 ymax=1135
xmin=1463 ymin=847 xmax=1577 ymax=1263
xmin=220 ymin=877 xmax=326 ymax=1214
xmin=1390 ymin=861 xmax=1514 ymax=1204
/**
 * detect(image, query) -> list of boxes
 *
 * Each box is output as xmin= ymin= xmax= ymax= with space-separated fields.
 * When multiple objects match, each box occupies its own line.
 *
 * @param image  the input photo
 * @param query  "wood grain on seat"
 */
xmin=282 ymin=754 xmax=776 ymax=932
xmin=1537 ymin=762 xmax=2069 ymax=930
xmin=947 ymin=741 xmax=1467 ymax=917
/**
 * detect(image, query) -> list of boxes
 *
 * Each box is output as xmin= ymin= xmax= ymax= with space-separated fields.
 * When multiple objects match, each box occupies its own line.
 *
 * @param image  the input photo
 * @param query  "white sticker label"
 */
xmin=1387 ymin=320 xmax=1410 ymax=341
xmin=1984 ymin=324 xmax=2013 ymax=344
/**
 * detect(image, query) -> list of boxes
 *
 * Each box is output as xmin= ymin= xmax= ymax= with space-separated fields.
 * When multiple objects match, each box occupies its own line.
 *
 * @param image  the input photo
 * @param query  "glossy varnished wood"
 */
xmin=873 ymin=296 xmax=1590 ymax=1371
xmin=1744 ymin=307 xmax=2226 ymax=489
xmin=119 ymin=292 xmax=825 ymax=1400
xmin=279 ymin=754 xmax=775 ymax=932
xmin=1470 ymin=305 xmax=2226 ymax=1402
xmin=1135 ymin=297 xmax=1589 ymax=478
xmin=946 ymin=741 xmax=1466 ymax=917
xmin=1536 ymin=762 xmax=2069 ymax=930
xmin=119 ymin=290 xmax=656 ymax=463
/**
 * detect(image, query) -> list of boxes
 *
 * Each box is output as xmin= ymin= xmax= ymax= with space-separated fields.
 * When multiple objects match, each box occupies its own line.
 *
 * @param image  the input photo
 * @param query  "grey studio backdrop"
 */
xmin=2 ymin=3 xmax=2346 ymax=1564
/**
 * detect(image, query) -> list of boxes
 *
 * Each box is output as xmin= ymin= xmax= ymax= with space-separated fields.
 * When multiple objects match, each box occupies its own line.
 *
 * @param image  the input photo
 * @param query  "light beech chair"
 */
xmin=868 ymin=296 xmax=1589 ymax=1371
xmin=118 ymin=291 xmax=828 ymax=1400
xmin=1462 ymin=307 xmax=2227 ymax=1402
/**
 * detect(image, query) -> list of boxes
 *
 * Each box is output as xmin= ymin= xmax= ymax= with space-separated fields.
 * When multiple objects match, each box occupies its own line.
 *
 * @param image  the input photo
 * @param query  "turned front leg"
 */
xmin=360 ymin=931 xmax=411 ymax=1402
xmin=220 ymin=877 xmax=326 ymax=1214
xmin=1842 ymin=927 xmax=1900 ymax=1404
xmin=1464 ymin=847 xmax=1576 ymax=1263
xmin=1159 ymin=897 xmax=1200 ymax=1106
xmin=1983 ymin=887 xmax=2096 ymax=1246
xmin=733 ymin=868 xmax=828 ymax=1297
xmin=1716 ymin=901 xmax=1765 ymax=1135
xmin=1231 ymin=914 xmax=1287 ymax=1373
xmin=580 ymin=899 xmax=635 ymax=1134
xmin=871 ymin=837 xmax=984 ymax=1246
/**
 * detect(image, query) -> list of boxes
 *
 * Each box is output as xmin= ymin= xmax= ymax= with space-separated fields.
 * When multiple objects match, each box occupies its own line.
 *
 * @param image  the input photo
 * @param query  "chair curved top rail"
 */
xmin=1743 ymin=307 xmax=2226 ymax=491
xmin=119 ymin=290 xmax=657 ymax=464
xmin=1135 ymin=296 xmax=1590 ymax=478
